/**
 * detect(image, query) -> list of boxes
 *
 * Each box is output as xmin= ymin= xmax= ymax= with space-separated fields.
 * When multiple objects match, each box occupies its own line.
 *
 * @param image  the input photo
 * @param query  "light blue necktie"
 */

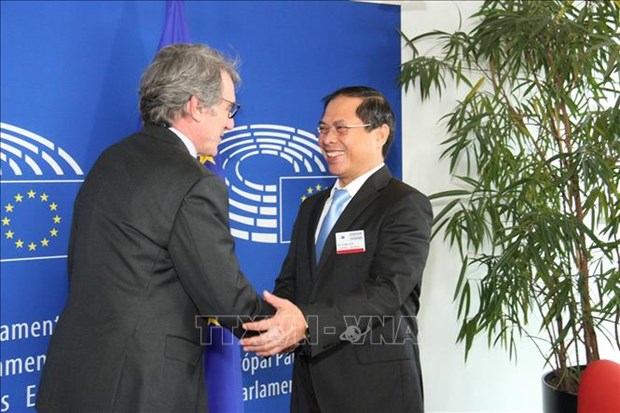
xmin=315 ymin=188 xmax=350 ymax=263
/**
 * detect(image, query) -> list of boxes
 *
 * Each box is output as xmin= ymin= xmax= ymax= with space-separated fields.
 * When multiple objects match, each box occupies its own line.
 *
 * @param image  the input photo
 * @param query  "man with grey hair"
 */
xmin=36 ymin=43 xmax=270 ymax=412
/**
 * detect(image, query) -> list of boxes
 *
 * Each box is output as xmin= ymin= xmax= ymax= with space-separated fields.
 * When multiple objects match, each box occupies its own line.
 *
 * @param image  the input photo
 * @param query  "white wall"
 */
xmin=396 ymin=1 xmax=619 ymax=412
xmin=400 ymin=3 xmax=545 ymax=412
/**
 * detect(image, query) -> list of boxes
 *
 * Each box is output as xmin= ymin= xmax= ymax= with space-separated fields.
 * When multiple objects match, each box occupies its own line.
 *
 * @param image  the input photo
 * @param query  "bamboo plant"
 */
xmin=399 ymin=0 xmax=620 ymax=393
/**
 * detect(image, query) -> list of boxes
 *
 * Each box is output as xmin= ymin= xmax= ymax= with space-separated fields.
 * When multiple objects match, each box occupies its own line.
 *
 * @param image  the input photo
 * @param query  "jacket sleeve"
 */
xmin=273 ymin=204 xmax=306 ymax=302
xmin=168 ymin=174 xmax=270 ymax=335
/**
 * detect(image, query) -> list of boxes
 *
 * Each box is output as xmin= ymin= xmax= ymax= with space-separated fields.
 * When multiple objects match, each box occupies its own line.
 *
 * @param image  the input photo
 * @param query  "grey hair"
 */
xmin=139 ymin=43 xmax=240 ymax=126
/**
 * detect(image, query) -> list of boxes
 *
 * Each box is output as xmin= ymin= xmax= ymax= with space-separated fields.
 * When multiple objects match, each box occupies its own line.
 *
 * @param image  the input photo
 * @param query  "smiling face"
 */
xmin=318 ymin=95 xmax=388 ymax=187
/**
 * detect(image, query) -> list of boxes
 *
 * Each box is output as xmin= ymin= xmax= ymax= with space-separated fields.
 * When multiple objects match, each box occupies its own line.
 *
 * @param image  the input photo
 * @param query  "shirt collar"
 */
xmin=168 ymin=127 xmax=197 ymax=158
xmin=333 ymin=162 xmax=385 ymax=199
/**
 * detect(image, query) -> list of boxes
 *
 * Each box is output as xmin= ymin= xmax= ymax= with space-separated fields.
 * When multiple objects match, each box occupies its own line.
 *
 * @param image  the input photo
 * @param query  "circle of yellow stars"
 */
xmin=301 ymin=183 xmax=326 ymax=202
xmin=2 ymin=189 xmax=62 ymax=252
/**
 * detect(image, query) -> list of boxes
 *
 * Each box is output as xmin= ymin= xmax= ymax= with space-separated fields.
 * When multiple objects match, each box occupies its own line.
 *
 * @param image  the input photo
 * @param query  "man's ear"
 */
xmin=375 ymin=124 xmax=389 ymax=149
xmin=187 ymin=95 xmax=201 ymax=122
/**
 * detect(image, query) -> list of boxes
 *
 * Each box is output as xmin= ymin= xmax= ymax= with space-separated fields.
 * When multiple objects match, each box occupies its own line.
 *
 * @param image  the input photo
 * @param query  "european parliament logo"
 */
xmin=218 ymin=124 xmax=334 ymax=244
xmin=1 ymin=122 xmax=83 ymax=262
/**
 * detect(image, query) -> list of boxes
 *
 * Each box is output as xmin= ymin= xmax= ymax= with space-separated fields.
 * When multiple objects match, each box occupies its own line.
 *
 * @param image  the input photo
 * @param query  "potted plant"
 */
xmin=399 ymin=1 xmax=619 ymax=411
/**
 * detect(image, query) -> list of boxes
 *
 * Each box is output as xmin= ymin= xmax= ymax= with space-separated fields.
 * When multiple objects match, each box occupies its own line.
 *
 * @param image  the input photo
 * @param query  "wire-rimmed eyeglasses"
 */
xmin=317 ymin=123 xmax=371 ymax=137
xmin=221 ymin=97 xmax=241 ymax=119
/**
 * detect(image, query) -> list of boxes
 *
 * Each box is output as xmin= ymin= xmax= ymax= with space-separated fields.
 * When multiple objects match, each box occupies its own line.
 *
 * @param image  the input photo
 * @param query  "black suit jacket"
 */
xmin=274 ymin=166 xmax=433 ymax=413
xmin=37 ymin=125 xmax=265 ymax=412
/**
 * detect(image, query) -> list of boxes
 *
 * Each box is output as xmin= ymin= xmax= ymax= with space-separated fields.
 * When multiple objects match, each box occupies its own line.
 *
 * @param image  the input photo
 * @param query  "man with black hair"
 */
xmin=242 ymin=86 xmax=433 ymax=413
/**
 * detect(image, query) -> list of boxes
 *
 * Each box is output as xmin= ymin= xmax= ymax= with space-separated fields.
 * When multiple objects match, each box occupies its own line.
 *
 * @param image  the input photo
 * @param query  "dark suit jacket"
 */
xmin=37 ymin=125 xmax=265 ymax=412
xmin=274 ymin=166 xmax=433 ymax=413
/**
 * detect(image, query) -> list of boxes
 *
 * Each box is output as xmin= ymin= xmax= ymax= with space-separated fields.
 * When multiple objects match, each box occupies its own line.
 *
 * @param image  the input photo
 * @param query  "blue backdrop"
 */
xmin=0 ymin=1 xmax=401 ymax=412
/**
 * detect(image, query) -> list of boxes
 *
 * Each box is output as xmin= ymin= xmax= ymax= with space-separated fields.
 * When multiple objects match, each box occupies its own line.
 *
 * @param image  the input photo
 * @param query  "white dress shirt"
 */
xmin=314 ymin=162 xmax=385 ymax=242
xmin=169 ymin=127 xmax=197 ymax=158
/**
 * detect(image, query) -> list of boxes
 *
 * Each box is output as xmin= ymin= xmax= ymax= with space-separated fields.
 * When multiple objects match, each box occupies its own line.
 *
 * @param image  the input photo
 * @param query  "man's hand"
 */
xmin=240 ymin=291 xmax=307 ymax=357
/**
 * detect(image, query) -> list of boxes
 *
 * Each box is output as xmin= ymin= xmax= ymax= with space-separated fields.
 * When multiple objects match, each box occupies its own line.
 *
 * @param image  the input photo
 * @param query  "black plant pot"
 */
xmin=542 ymin=370 xmax=578 ymax=413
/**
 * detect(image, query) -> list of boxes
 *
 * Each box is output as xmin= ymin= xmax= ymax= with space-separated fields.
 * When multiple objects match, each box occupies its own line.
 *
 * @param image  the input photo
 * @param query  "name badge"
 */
xmin=335 ymin=230 xmax=365 ymax=255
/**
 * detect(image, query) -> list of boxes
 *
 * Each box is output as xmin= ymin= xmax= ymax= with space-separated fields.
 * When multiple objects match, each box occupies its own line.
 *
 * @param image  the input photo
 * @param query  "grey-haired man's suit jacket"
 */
xmin=37 ymin=125 xmax=266 ymax=412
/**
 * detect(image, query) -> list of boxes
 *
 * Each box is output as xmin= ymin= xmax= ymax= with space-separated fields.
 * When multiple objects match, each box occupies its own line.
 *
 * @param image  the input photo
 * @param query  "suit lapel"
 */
xmin=314 ymin=166 xmax=393 ymax=272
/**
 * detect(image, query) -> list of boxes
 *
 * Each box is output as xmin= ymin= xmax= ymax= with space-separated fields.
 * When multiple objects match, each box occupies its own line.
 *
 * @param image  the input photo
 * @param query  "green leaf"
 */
xmin=464 ymin=77 xmax=486 ymax=103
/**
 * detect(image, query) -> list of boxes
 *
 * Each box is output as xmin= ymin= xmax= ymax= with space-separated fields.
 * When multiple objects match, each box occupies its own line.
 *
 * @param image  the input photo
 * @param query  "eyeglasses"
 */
xmin=221 ymin=97 xmax=241 ymax=119
xmin=317 ymin=123 xmax=371 ymax=137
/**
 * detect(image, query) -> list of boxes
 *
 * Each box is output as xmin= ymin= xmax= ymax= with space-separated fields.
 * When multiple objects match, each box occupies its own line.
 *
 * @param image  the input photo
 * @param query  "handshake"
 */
xmin=239 ymin=291 xmax=308 ymax=357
